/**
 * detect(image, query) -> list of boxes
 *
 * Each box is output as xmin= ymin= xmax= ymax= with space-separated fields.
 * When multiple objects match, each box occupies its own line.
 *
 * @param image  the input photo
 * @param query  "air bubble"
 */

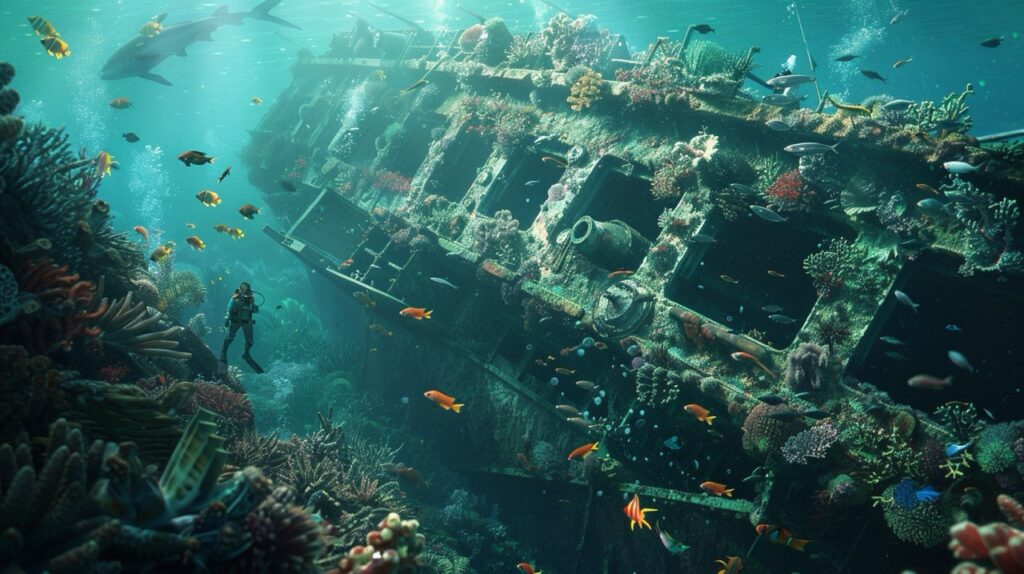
xmin=400 ymin=396 xmax=409 ymax=404
xmin=549 ymin=377 xmax=559 ymax=386
xmin=582 ymin=337 xmax=595 ymax=347
xmin=577 ymin=348 xmax=585 ymax=357
xmin=593 ymin=396 xmax=602 ymax=406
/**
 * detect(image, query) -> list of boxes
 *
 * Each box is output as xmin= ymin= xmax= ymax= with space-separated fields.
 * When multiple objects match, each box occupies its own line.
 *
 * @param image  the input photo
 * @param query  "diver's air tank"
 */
xmin=570 ymin=216 xmax=651 ymax=270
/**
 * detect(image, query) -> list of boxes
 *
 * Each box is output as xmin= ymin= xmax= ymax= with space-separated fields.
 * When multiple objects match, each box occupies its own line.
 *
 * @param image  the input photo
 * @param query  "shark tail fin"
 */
xmin=248 ymin=0 xmax=302 ymax=29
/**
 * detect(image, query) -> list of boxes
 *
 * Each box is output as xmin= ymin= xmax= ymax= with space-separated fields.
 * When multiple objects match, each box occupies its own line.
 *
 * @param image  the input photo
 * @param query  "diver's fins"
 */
xmin=139 ymin=71 xmax=173 ymax=86
xmin=247 ymin=0 xmax=302 ymax=30
xmin=242 ymin=354 xmax=264 ymax=374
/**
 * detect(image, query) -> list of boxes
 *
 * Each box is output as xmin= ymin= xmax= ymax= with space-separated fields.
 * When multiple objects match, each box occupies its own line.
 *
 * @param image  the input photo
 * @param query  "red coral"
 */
xmin=765 ymin=169 xmax=815 ymax=212
xmin=189 ymin=381 xmax=253 ymax=426
xmin=372 ymin=170 xmax=411 ymax=194
xmin=949 ymin=495 xmax=1024 ymax=573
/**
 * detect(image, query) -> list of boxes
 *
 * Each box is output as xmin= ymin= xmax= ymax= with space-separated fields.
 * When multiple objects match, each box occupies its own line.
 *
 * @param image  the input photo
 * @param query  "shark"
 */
xmin=100 ymin=0 xmax=300 ymax=86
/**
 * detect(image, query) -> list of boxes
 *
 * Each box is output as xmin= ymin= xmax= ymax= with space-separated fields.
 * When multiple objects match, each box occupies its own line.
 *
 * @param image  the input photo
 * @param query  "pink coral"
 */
xmin=765 ymin=169 xmax=815 ymax=212
xmin=948 ymin=494 xmax=1024 ymax=574
xmin=372 ymin=170 xmax=411 ymax=194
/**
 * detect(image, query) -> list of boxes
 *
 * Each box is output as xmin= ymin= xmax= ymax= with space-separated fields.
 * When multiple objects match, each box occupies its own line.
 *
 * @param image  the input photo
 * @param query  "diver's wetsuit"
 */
xmin=221 ymin=291 xmax=258 ymax=364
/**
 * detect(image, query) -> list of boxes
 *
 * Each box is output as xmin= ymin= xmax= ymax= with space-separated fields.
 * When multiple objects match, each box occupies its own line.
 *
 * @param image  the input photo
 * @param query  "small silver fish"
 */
xmin=884 ymin=351 xmax=908 ymax=361
xmin=556 ymin=404 xmax=581 ymax=416
xmin=576 ymin=380 xmax=598 ymax=392
xmin=750 ymin=205 xmax=787 ymax=222
xmin=763 ymin=93 xmax=801 ymax=106
xmin=890 ymin=8 xmax=909 ymax=24
xmin=729 ymin=183 xmax=759 ymax=195
xmin=566 ymin=417 xmax=596 ymax=431
xmin=655 ymin=523 xmax=690 ymax=554
xmin=943 ymin=161 xmax=983 ymax=174
xmin=893 ymin=289 xmax=920 ymax=313
xmin=768 ymin=314 xmax=797 ymax=325
xmin=947 ymin=350 xmax=975 ymax=373
xmin=882 ymin=99 xmax=914 ymax=111
xmin=762 ymin=304 xmax=784 ymax=313
xmin=766 ymin=119 xmax=792 ymax=131
xmin=534 ymin=134 xmax=556 ymax=144
xmin=525 ymin=180 xmax=540 ymax=187
xmin=766 ymin=74 xmax=815 ymax=88
xmin=784 ymin=142 xmax=840 ymax=156
xmin=879 ymin=336 xmax=905 ymax=346
xmin=430 ymin=277 xmax=459 ymax=290
xmin=691 ymin=233 xmax=717 ymax=243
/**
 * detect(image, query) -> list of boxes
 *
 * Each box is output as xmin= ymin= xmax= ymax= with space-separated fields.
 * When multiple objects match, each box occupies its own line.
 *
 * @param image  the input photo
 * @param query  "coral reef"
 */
xmin=567 ymin=68 xmax=603 ymax=112
xmin=783 ymin=342 xmax=830 ymax=391
xmin=152 ymin=259 xmax=206 ymax=320
xmin=635 ymin=363 xmax=691 ymax=407
xmin=781 ymin=421 xmax=839 ymax=464
xmin=647 ymin=241 xmax=679 ymax=273
xmin=948 ymin=493 xmax=1024 ymax=573
xmin=803 ymin=238 xmax=864 ymax=299
xmin=881 ymin=481 xmax=953 ymax=547
xmin=0 ymin=61 xmax=22 ymax=141
xmin=540 ymin=14 xmax=611 ymax=70
xmin=328 ymin=511 xmax=424 ymax=574
xmin=472 ymin=210 xmax=521 ymax=265
xmin=935 ymin=402 xmax=986 ymax=442
xmin=764 ymin=169 xmax=815 ymax=212
xmin=94 ymin=291 xmax=191 ymax=359
xmin=741 ymin=402 xmax=803 ymax=462
xmin=906 ymin=84 xmax=974 ymax=134
xmin=947 ymin=177 xmax=1023 ymax=276
xmin=977 ymin=423 xmax=1023 ymax=474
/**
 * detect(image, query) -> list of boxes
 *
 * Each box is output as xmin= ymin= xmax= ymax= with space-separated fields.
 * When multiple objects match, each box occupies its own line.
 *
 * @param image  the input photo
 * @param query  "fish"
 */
xmin=803 ymin=409 xmax=829 ymax=420
xmin=149 ymin=242 xmax=174 ymax=262
xmin=948 ymin=350 xmax=975 ymax=373
xmin=556 ymin=404 xmax=580 ymax=416
xmin=860 ymin=69 xmax=886 ymax=82
xmin=981 ymin=36 xmax=1004 ymax=48
xmin=762 ymin=93 xmax=802 ymax=106
xmin=761 ymin=305 xmax=784 ymax=313
xmin=622 ymin=493 xmax=657 ymax=530
xmin=767 ymin=270 xmax=785 ymax=278
xmin=133 ymin=226 xmax=149 ymax=241
xmin=178 ymin=151 xmax=216 ymax=166
xmin=400 ymin=79 xmax=429 ymax=94
xmin=729 ymin=183 xmax=759 ymax=196
xmin=916 ymin=485 xmax=941 ymax=503
xmin=608 ymin=269 xmax=634 ymax=278
xmin=218 ymin=166 xmax=232 ymax=182
xmin=423 ymin=389 xmax=463 ymax=413
xmin=542 ymin=156 xmax=568 ymax=168
xmin=691 ymin=233 xmax=717 ymax=243
xmin=684 ymin=403 xmax=715 ymax=425
xmin=766 ymin=74 xmax=815 ymax=88
xmin=138 ymin=13 xmax=167 ymax=37
xmin=227 ymin=227 xmax=245 ymax=239
xmin=280 ymin=180 xmax=297 ymax=192
xmin=109 ymin=97 xmax=133 ymax=110
xmin=756 ymin=524 xmax=810 ymax=551
xmin=534 ymin=134 xmax=557 ymax=144
xmin=655 ymin=522 xmax=690 ymax=554
xmin=768 ymin=314 xmax=797 ymax=325
xmin=525 ymin=180 xmax=540 ymax=187
xmin=196 ymin=190 xmax=222 ymax=206
xmin=555 ymin=367 xmax=575 ymax=376
xmin=834 ymin=54 xmax=859 ymax=62
xmin=353 ymin=292 xmax=376 ymax=308
xmin=884 ymin=351 xmax=907 ymax=361
xmin=185 ymin=236 xmax=206 ymax=251
xmin=892 ymin=57 xmax=913 ymax=69
xmin=238 ymin=204 xmax=261 ymax=219
xmin=576 ymin=380 xmax=598 ymax=392
xmin=251 ymin=96 xmax=263 ymax=105
xmin=907 ymin=373 xmax=953 ymax=390
xmin=893 ymin=289 xmax=919 ymax=313
xmin=662 ymin=435 xmax=682 ymax=450
xmin=430 ymin=277 xmax=459 ymax=290
xmin=692 ymin=24 xmax=715 ymax=34
xmin=566 ymin=417 xmax=599 ymax=431
xmin=214 ymin=223 xmax=231 ymax=234
xmin=567 ymin=442 xmax=599 ymax=460
xmin=700 ymin=481 xmax=734 ymax=497
xmin=122 ymin=132 xmax=140 ymax=143
xmin=946 ymin=324 xmax=963 ymax=332
xmin=945 ymin=442 xmax=972 ymax=457
xmin=101 ymin=1 xmax=300 ymax=86
xmin=384 ymin=463 xmax=430 ymax=489
xmin=916 ymin=183 xmax=941 ymax=195
xmin=784 ymin=142 xmax=840 ymax=156
xmin=715 ymin=556 xmax=743 ymax=574
xmin=890 ymin=9 xmax=909 ymax=25
xmin=749 ymin=205 xmax=787 ymax=222
xmin=826 ymin=96 xmax=873 ymax=116
xmin=719 ymin=274 xmax=739 ymax=285
xmin=943 ymin=161 xmax=983 ymax=174
xmin=400 ymin=307 xmax=432 ymax=320
xmin=879 ymin=336 xmax=904 ymax=346
xmin=756 ymin=394 xmax=785 ymax=406
xmin=765 ymin=119 xmax=792 ymax=131
xmin=516 ymin=563 xmax=541 ymax=574
xmin=369 ymin=324 xmax=392 ymax=337
xmin=40 ymin=35 xmax=71 ymax=59
xmin=28 ymin=16 xmax=60 ymax=38
xmin=917 ymin=197 xmax=949 ymax=215
xmin=95 ymin=151 xmax=115 ymax=178
xmin=732 ymin=351 xmax=778 ymax=378
xmin=882 ymin=99 xmax=914 ymax=112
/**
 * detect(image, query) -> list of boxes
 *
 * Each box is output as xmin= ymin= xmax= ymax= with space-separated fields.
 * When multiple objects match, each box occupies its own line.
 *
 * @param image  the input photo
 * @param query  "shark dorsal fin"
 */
xmin=213 ymin=5 xmax=229 ymax=16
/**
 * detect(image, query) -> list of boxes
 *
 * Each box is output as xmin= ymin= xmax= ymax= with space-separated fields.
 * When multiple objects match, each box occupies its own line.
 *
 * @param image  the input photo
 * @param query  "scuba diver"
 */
xmin=219 ymin=282 xmax=264 ymax=375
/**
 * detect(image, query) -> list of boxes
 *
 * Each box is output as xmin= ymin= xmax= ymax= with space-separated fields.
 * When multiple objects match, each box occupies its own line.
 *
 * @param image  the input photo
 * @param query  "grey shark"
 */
xmin=101 ymin=0 xmax=299 ymax=86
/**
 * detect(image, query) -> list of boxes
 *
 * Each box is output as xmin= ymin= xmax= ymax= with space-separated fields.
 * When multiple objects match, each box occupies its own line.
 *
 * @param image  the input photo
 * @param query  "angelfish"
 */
xmin=655 ymin=522 xmax=690 ymax=554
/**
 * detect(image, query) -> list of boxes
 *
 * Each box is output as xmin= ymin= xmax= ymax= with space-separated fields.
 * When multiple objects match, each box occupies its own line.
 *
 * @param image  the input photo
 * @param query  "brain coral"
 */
xmin=741 ymin=402 xmax=803 ymax=462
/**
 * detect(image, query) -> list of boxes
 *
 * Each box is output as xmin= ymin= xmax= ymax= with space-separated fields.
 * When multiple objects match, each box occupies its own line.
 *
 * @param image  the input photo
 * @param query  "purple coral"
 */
xmin=781 ymin=422 xmax=839 ymax=464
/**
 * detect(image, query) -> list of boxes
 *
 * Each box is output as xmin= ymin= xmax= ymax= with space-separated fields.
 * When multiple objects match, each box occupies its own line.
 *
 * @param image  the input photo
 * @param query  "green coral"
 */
xmin=651 ymin=162 xmax=693 ymax=200
xmin=946 ymin=177 xmax=1023 ymax=276
xmin=977 ymin=422 xmax=1022 ymax=474
xmin=881 ymin=483 xmax=953 ymax=547
xmin=905 ymin=84 xmax=974 ymax=133
xmin=843 ymin=419 xmax=922 ymax=484
xmin=803 ymin=238 xmax=865 ymax=298
xmin=683 ymin=40 xmax=753 ymax=80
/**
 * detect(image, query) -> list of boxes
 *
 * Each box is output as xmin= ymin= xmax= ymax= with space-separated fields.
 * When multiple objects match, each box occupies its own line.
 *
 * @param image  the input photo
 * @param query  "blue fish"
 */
xmin=945 ymin=442 xmax=972 ymax=458
xmin=915 ymin=485 xmax=940 ymax=503
xmin=945 ymin=324 xmax=963 ymax=332
xmin=662 ymin=436 xmax=682 ymax=450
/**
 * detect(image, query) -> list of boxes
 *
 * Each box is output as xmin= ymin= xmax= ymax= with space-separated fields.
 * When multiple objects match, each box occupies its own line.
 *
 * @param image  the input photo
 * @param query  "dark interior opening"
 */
xmin=422 ymin=130 xmax=494 ymax=202
xmin=849 ymin=252 xmax=1024 ymax=421
xmin=567 ymin=168 xmax=667 ymax=242
xmin=384 ymin=111 xmax=445 ymax=178
xmin=666 ymin=213 xmax=847 ymax=349
xmin=336 ymin=107 xmax=394 ymax=165
xmin=480 ymin=151 xmax=566 ymax=229
xmin=292 ymin=192 xmax=368 ymax=262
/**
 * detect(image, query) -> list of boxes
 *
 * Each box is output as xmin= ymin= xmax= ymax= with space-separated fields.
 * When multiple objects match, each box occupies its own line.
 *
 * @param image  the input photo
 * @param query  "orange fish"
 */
xmin=567 ymin=442 xmax=599 ymax=461
xmin=185 ymin=236 xmax=206 ymax=251
xmin=684 ymin=403 xmax=716 ymax=425
xmin=178 ymin=150 xmax=215 ymax=166
xmin=700 ymin=481 xmax=734 ymax=497
xmin=608 ymin=269 xmax=634 ymax=278
xmin=95 ymin=151 xmax=114 ymax=178
xmin=767 ymin=270 xmax=785 ymax=278
xmin=517 ymin=563 xmax=542 ymax=574
xmin=133 ymin=225 xmax=149 ymax=241
xmin=622 ymin=493 xmax=657 ymax=531
xmin=196 ymin=190 xmax=221 ymax=206
xmin=916 ymin=183 xmax=941 ymax=195
xmin=40 ymin=35 xmax=71 ymax=59
xmin=755 ymin=524 xmax=811 ymax=551
xmin=384 ymin=463 xmax=430 ymax=489
xmin=109 ymin=97 xmax=133 ymax=110
xmin=341 ymin=258 xmax=354 ymax=267
xmin=730 ymin=351 xmax=777 ymax=378
xmin=400 ymin=307 xmax=432 ymax=320
xmin=150 ymin=242 xmax=173 ymax=263
xmin=715 ymin=556 xmax=743 ymax=574
xmin=424 ymin=389 xmax=463 ymax=413
xmin=238 ymin=204 xmax=260 ymax=219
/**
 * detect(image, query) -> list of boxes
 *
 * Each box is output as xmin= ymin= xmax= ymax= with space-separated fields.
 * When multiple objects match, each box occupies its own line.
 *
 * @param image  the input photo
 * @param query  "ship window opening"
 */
xmin=383 ymin=112 xmax=445 ymax=178
xmin=495 ymin=329 xmax=531 ymax=371
xmin=665 ymin=214 xmax=841 ymax=349
xmin=480 ymin=151 xmax=566 ymax=229
xmin=849 ymin=253 xmax=1024 ymax=421
xmin=291 ymin=192 xmax=369 ymax=262
xmin=341 ymin=110 xmax=395 ymax=165
xmin=422 ymin=130 xmax=494 ymax=202
xmin=571 ymin=169 xmax=667 ymax=242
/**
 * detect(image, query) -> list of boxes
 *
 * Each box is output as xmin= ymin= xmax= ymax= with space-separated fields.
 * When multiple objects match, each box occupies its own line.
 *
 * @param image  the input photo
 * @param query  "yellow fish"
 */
xmin=95 ymin=151 xmax=114 ymax=178
xmin=227 ymin=227 xmax=245 ymax=239
xmin=40 ymin=35 xmax=71 ymax=59
xmin=27 ymin=16 xmax=60 ymax=38
xmin=196 ymin=190 xmax=221 ymax=206
xmin=185 ymin=236 xmax=206 ymax=251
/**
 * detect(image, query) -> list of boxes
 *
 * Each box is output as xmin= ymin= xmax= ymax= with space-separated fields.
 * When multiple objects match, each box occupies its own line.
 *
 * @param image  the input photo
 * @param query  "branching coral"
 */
xmin=540 ymin=13 xmax=611 ymax=70
xmin=781 ymin=421 xmax=839 ymax=464
xmin=803 ymin=238 xmax=864 ymax=299
xmin=843 ymin=419 xmax=922 ymax=485
xmin=784 ymin=342 xmax=830 ymax=391
xmin=94 ymin=291 xmax=191 ymax=359
xmin=934 ymin=402 xmax=986 ymax=443
xmin=651 ymin=162 xmax=693 ymax=200
xmin=459 ymin=95 xmax=539 ymax=156
xmin=764 ymin=169 xmax=815 ymax=212
xmin=906 ymin=84 xmax=973 ymax=134
xmin=947 ymin=177 xmax=1023 ymax=276
xmin=0 ymin=345 xmax=68 ymax=445
xmin=567 ymin=67 xmax=603 ymax=112
xmin=948 ymin=494 xmax=1024 ymax=573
